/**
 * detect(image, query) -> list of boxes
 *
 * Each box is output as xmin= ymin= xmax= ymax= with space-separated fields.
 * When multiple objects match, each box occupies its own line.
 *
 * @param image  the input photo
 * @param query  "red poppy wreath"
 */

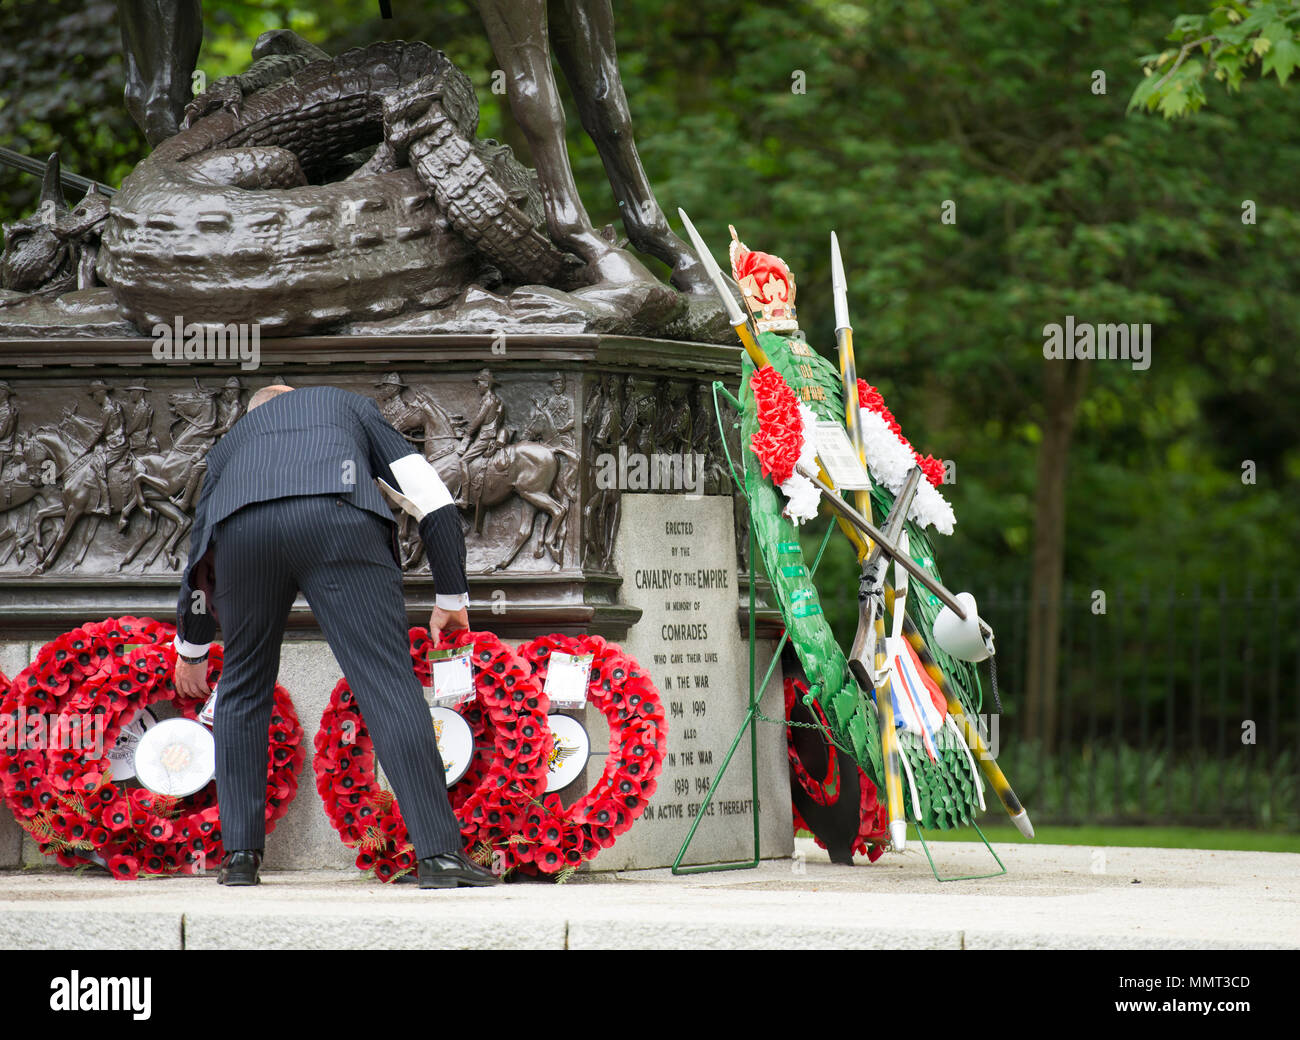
xmin=313 ymin=626 xmax=551 ymax=882
xmin=785 ymin=675 xmax=887 ymax=862
xmin=511 ymin=633 xmax=667 ymax=876
xmin=0 ymin=616 xmax=304 ymax=879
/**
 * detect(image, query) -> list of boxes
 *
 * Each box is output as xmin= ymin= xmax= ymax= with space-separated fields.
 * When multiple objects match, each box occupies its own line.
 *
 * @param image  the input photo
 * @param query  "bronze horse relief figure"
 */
xmin=0 ymin=380 xmax=242 ymax=576
xmin=374 ymin=370 xmax=577 ymax=574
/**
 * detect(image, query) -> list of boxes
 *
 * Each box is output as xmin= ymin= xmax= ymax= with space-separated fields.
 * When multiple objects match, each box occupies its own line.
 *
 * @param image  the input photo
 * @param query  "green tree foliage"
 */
xmin=1130 ymin=0 xmax=1300 ymax=118
xmin=1 ymin=2 xmax=1296 ymax=744
xmin=0 ymin=1 xmax=144 ymax=216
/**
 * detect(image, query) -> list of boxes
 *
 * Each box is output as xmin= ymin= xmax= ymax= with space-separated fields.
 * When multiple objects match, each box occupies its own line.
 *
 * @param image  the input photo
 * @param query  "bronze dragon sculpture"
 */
xmin=98 ymin=34 xmax=586 ymax=336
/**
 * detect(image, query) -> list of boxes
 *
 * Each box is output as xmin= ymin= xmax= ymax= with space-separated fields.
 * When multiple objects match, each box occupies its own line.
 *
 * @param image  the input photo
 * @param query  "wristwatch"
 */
xmin=177 ymin=651 xmax=208 ymax=665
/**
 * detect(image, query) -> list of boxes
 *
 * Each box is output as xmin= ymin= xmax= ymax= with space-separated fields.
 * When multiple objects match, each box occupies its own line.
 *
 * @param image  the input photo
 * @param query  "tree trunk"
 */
xmin=1024 ymin=361 xmax=1088 ymax=752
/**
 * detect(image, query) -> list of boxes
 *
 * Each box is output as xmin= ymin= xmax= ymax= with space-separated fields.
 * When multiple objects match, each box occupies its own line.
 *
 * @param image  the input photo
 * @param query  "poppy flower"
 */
xmin=76 ymin=771 xmax=106 ymax=797
xmin=107 ymin=854 xmax=139 ymax=880
xmin=54 ymin=849 xmax=86 ymax=869
xmin=534 ymin=845 xmax=563 ymax=872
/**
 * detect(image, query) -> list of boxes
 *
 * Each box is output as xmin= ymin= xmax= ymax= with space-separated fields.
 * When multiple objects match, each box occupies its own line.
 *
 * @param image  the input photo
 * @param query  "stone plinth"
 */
xmin=0 ymin=333 xmax=788 ymax=874
xmin=585 ymin=494 xmax=791 ymax=870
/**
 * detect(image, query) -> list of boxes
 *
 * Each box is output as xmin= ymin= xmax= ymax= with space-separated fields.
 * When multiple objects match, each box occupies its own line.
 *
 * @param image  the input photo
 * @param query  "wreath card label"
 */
xmin=199 ymin=685 xmax=218 ymax=727
xmin=542 ymin=652 xmax=594 ymax=710
xmin=812 ymin=420 xmax=872 ymax=490
xmin=426 ymin=646 xmax=475 ymax=707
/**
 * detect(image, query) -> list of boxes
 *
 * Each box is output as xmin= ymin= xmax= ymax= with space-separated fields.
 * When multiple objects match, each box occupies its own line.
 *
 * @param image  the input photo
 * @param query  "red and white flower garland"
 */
xmin=313 ymin=626 xmax=552 ymax=881
xmin=747 ymin=365 xmax=955 ymax=534
xmin=856 ymin=380 xmax=954 ymax=535
xmin=513 ymin=633 xmax=666 ymax=874
xmin=748 ymin=366 xmax=822 ymax=525
xmin=0 ymin=616 xmax=304 ymax=879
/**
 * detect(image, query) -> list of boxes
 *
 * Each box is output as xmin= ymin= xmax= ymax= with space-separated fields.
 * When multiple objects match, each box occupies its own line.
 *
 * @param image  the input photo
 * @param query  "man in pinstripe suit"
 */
xmin=170 ymin=383 xmax=497 ymax=888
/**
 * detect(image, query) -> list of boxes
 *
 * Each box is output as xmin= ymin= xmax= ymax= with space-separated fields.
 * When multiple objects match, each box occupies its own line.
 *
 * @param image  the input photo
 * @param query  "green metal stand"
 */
xmin=672 ymin=383 xmax=838 ymax=875
xmin=914 ymin=820 xmax=1007 ymax=882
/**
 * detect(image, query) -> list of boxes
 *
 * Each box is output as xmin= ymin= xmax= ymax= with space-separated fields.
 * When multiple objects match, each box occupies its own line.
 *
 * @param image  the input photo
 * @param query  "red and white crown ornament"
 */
xmin=729 ymin=225 xmax=799 ymax=334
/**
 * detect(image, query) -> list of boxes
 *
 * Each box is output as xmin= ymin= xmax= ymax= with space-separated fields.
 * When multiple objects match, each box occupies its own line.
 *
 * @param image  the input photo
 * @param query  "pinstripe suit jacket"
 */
xmin=175 ymin=386 xmax=467 ymax=649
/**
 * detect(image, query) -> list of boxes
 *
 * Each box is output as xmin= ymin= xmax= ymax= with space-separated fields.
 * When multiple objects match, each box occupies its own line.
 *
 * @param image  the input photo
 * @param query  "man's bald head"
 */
xmin=248 ymin=385 xmax=294 ymax=410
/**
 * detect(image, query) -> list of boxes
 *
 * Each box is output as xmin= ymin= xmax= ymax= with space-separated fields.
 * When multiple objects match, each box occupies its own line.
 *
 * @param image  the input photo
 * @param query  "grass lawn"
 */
xmin=911 ymin=823 xmax=1300 ymax=853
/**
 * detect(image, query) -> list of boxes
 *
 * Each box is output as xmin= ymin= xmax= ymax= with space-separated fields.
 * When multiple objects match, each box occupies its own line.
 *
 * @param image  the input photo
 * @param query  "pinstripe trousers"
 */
xmin=210 ymin=494 xmax=463 ymax=858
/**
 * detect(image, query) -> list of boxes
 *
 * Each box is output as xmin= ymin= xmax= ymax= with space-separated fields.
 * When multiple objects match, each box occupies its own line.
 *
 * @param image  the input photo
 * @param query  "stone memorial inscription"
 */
xmin=591 ymin=495 xmax=789 ymax=868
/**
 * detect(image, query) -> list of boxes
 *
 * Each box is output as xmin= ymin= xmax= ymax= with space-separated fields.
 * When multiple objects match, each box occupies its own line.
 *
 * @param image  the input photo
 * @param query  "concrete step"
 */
xmin=1 ymin=840 xmax=1296 ymax=950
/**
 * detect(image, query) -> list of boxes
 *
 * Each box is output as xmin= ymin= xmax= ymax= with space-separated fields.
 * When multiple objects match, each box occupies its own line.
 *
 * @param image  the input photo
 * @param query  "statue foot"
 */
xmin=570 ymin=233 xmax=679 ymax=301
xmin=668 ymin=250 xmax=717 ymax=297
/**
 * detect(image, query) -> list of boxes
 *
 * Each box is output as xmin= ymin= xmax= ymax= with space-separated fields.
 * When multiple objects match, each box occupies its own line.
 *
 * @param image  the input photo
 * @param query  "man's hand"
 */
xmin=174 ymin=657 xmax=211 ymax=699
xmin=429 ymin=604 xmax=469 ymax=645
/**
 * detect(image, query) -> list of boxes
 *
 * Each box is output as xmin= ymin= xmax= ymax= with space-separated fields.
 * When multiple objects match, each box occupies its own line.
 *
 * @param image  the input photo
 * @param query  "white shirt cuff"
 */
xmin=174 ymin=635 xmax=212 ymax=658
xmin=435 ymin=593 xmax=470 ymax=611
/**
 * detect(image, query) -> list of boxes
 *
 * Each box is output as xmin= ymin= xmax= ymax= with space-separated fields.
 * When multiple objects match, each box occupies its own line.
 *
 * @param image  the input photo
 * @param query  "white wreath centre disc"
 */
xmin=105 ymin=707 xmax=157 ymax=783
xmin=133 ymin=717 xmax=215 ymax=797
xmin=430 ymin=706 xmax=474 ymax=787
xmin=544 ymin=714 xmax=591 ymax=793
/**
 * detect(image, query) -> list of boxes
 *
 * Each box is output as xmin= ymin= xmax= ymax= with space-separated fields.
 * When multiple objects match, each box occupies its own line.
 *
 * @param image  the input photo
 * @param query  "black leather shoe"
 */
xmin=417 ymin=849 xmax=500 ymax=889
xmin=218 ymin=850 xmax=262 ymax=886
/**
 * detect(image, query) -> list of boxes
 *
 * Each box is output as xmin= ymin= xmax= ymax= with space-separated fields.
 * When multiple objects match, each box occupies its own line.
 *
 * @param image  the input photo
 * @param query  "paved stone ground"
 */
xmin=1 ymin=839 xmax=1296 ymax=950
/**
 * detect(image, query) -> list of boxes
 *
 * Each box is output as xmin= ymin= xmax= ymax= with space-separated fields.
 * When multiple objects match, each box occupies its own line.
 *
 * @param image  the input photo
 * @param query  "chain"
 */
xmin=756 ymin=706 xmax=860 ymax=759
xmin=988 ymin=652 xmax=1002 ymax=714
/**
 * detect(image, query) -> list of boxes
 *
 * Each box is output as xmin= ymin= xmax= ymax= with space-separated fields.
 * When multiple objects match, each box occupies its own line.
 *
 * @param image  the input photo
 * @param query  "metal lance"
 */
xmin=677 ymin=208 xmax=767 ymax=367
xmin=0 ymin=147 xmax=116 ymax=197
xmin=855 ymin=466 xmax=921 ymax=853
xmin=829 ymin=230 xmax=907 ymax=850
